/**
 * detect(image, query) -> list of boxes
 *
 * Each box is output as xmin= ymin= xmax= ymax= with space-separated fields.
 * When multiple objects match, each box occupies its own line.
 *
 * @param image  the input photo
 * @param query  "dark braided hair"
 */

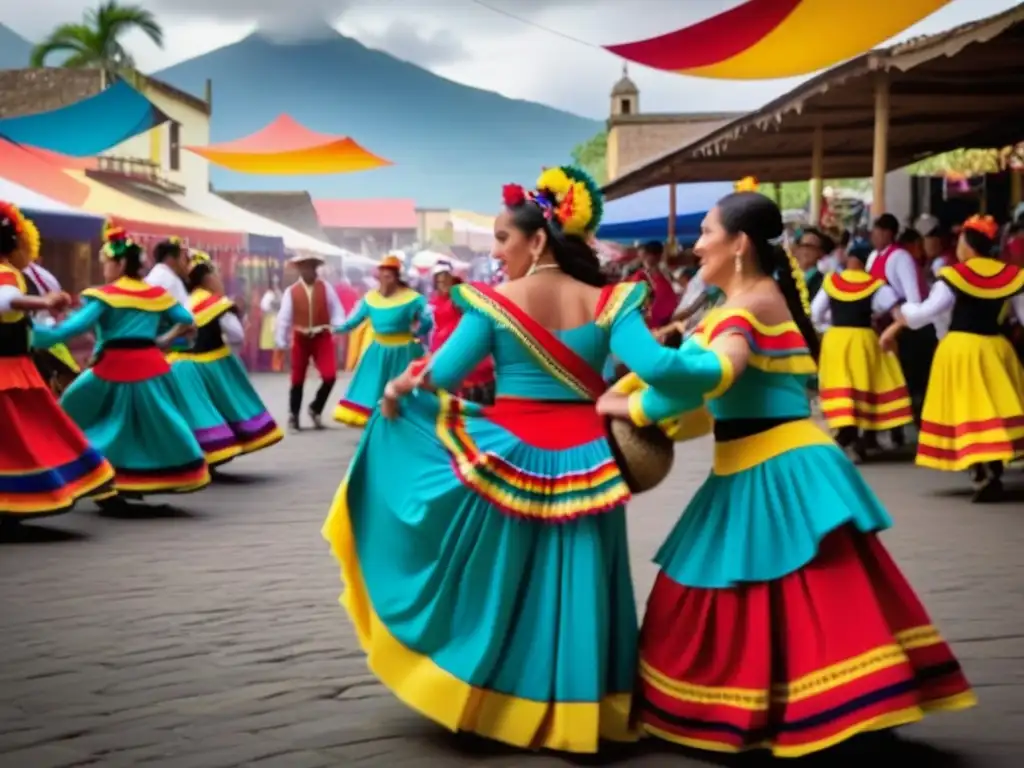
xmin=187 ymin=261 xmax=214 ymax=292
xmin=962 ymin=228 xmax=995 ymax=257
xmin=717 ymin=192 xmax=821 ymax=361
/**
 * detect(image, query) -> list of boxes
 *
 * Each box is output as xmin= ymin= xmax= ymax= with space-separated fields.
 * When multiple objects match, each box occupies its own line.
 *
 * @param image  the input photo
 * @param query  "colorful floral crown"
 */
xmin=101 ymin=222 xmax=137 ymax=261
xmin=0 ymin=201 xmax=39 ymax=263
xmin=502 ymin=165 xmax=604 ymax=238
xmin=962 ymin=214 xmax=999 ymax=241
xmin=188 ymin=249 xmax=213 ymax=273
xmin=734 ymin=176 xmax=760 ymax=193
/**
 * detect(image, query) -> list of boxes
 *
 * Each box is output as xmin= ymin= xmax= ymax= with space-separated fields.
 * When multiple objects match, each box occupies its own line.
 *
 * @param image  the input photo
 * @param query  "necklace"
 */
xmin=526 ymin=262 xmax=560 ymax=276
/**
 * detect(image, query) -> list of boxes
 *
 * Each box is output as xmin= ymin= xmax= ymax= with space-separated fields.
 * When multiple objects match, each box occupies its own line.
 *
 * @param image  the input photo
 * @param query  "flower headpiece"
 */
xmin=962 ymin=214 xmax=998 ymax=241
xmin=0 ymin=201 xmax=38 ymax=263
xmin=734 ymin=176 xmax=760 ymax=193
xmin=101 ymin=222 xmax=136 ymax=261
xmin=501 ymin=165 xmax=604 ymax=238
xmin=188 ymin=249 xmax=213 ymax=273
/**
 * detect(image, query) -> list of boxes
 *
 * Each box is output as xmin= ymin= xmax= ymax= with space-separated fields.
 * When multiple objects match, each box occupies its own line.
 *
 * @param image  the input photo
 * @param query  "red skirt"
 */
xmin=0 ymin=357 xmax=114 ymax=516
xmin=637 ymin=527 xmax=975 ymax=758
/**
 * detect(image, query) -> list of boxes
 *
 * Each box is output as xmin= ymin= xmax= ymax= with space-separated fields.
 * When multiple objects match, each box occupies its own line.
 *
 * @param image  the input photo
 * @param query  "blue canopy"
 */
xmin=0 ymin=81 xmax=169 ymax=157
xmin=598 ymin=182 xmax=733 ymax=244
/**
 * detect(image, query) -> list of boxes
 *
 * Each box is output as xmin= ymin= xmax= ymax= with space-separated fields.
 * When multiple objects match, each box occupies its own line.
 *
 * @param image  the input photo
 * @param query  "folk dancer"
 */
xmin=323 ymin=166 xmax=704 ymax=753
xmin=331 ymin=254 xmax=431 ymax=427
xmin=600 ymin=192 xmax=974 ymax=758
xmin=811 ymin=254 xmax=913 ymax=461
xmin=0 ymin=201 xmax=114 ymax=522
xmin=428 ymin=259 xmax=494 ymax=403
xmin=881 ymin=215 xmax=1024 ymax=502
xmin=17 ymin=231 xmax=82 ymax=396
xmin=258 ymin=275 xmax=284 ymax=372
xmin=173 ymin=251 xmax=283 ymax=457
xmin=276 ymin=253 xmax=346 ymax=431
xmin=866 ymin=213 xmax=936 ymax=425
xmin=31 ymin=227 xmax=210 ymax=500
xmin=149 ymin=239 xmax=244 ymax=468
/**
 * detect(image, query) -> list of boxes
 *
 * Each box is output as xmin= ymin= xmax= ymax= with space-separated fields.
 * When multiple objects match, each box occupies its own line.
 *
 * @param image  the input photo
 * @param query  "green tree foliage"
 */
xmin=571 ymin=131 xmax=608 ymax=185
xmin=29 ymin=1 xmax=163 ymax=86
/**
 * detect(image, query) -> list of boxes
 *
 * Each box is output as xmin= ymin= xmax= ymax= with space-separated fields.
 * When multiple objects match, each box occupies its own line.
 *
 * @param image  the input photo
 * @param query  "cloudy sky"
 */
xmin=5 ymin=0 xmax=1019 ymax=118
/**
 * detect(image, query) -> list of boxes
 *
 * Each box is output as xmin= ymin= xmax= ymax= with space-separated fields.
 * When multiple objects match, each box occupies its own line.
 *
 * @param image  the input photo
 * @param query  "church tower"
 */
xmin=607 ymin=63 xmax=639 ymax=182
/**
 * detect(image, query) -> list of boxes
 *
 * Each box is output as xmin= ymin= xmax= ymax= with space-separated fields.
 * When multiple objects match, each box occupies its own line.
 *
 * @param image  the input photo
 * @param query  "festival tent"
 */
xmin=186 ymin=115 xmax=392 ymax=175
xmin=0 ymin=81 xmax=170 ymax=156
xmin=173 ymin=191 xmax=349 ymax=258
xmin=597 ymin=182 xmax=733 ymax=243
xmin=605 ymin=0 xmax=949 ymax=79
xmin=0 ymin=176 xmax=105 ymax=241
xmin=0 ymin=139 xmax=91 ymax=206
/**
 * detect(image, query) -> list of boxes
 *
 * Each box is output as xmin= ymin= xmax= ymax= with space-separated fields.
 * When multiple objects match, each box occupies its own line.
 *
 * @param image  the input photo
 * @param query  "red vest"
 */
xmin=869 ymin=244 xmax=929 ymax=301
xmin=289 ymin=279 xmax=331 ymax=331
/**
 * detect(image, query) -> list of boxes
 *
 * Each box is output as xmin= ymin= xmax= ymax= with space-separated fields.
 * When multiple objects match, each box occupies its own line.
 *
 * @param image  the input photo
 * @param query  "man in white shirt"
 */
xmin=144 ymin=239 xmax=190 ymax=307
xmin=865 ymin=213 xmax=936 ymax=424
xmin=276 ymin=254 xmax=347 ymax=430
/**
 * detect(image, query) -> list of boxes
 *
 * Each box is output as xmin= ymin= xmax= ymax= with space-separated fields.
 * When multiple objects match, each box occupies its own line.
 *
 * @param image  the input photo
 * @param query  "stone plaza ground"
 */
xmin=1 ymin=374 xmax=1023 ymax=767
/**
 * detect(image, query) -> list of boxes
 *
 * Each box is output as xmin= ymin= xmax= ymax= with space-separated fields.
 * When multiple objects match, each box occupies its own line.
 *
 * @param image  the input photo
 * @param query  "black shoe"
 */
xmin=288 ymin=414 xmax=302 ymax=432
xmin=972 ymin=476 xmax=1004 ymax=503
xmin=308 ymin=407 xmax=325 ymax=430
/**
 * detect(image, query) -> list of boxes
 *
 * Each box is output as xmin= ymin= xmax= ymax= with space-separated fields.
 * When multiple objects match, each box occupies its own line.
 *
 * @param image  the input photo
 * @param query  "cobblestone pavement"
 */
xmin=2 ymin=374 xmax=1023 ymax=768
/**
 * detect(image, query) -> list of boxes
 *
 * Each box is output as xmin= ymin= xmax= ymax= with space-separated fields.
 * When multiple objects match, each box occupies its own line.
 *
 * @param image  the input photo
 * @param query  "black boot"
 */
xmin=972 ymin=461 xmax=1005 ymax=503
xmin=288 ymin=385 xmax=303 ymax=432
xmin=308 ymin=377 xmax=336 ymax=429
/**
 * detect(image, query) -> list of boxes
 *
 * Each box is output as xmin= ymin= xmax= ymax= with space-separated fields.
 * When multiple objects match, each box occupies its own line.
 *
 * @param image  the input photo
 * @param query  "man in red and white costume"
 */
xmin=865 ymin=213 xmax=936 ymax=426
xmin=275 ymin=253 xmax=346 ymax=431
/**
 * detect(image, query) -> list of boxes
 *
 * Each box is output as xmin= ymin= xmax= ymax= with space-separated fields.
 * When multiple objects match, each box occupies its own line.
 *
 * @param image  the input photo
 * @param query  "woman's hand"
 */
xmin=879 ymin=324 xmax=901 ymax=353
xmin=596 ymin=391 xmax=632 ymax=420
xmin=380 ymin=382 xmax=401 ymax=419
xmin=44 ymin=291 xmax=72 ymax=312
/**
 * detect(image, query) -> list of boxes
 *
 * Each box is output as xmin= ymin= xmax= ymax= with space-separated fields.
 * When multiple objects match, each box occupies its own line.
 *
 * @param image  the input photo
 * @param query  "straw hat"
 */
xmin=605 ymin=419 xmax=674 ymax=493
xmin=288 ymin=252 xmax=324 ymax=265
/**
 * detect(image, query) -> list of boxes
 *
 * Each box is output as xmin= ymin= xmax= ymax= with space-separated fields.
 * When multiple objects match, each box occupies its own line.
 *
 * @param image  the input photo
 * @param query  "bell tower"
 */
xmin=610 ymin=63 xmax=639 ymax=117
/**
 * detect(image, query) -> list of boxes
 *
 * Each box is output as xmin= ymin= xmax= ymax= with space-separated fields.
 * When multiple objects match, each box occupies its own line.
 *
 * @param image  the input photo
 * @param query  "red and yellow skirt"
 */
xmin=636 ymin=526 xmax=975 ymax=758
xmin=0 ymin=355 xmax=114 ymax=517
xmin=917 ymin=331 xmax=1024 ymax=471
xmin=819 ymin=327 xmax=913 ymax=432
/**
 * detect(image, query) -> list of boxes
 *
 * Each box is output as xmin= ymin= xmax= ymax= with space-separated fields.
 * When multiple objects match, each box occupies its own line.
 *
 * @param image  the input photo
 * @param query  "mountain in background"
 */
xmin=0 ymin=25 xmax=33 ymax=70
xmin=156 ymin=26 xmax=602 ymax=210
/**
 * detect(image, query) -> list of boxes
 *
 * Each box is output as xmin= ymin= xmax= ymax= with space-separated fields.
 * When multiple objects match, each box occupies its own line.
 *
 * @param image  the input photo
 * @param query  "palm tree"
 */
xmin=29 ymin=1 xmax=163 ymax=87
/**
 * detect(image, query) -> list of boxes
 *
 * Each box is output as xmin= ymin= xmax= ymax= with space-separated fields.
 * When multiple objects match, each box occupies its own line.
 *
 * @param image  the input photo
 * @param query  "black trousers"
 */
xmin=897 ymin=325 xmax=938 ymax=423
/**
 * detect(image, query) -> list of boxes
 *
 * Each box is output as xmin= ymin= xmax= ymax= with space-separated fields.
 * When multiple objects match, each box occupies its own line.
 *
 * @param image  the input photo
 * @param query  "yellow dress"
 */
xmin=817 ymin=270 xmax=913 ymax=432
xmin=915 ymin=257 xmax=1024 ymax=471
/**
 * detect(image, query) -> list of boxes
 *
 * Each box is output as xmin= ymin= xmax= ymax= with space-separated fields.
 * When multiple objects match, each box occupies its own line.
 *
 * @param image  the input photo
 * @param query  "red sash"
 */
xmin=467 ymin=283 xmax=607 ymax=400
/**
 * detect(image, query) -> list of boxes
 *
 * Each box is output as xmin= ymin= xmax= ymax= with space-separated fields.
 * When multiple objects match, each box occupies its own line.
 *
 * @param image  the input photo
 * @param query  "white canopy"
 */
xmin=174 ymin=191 xmax=350 ymax=258
xmin=0 ymin=176 xmax=103 ymax=220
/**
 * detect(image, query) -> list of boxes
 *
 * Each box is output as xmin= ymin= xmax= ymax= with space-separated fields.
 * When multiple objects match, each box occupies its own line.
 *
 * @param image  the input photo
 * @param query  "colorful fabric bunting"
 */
xmin=605 ymin=0 xmax=952 ymax=79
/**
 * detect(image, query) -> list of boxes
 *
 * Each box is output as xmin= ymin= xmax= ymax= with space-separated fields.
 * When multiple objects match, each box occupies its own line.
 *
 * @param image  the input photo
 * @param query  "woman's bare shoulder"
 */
xmin=727 ymin=284 xmax=792 ymax=325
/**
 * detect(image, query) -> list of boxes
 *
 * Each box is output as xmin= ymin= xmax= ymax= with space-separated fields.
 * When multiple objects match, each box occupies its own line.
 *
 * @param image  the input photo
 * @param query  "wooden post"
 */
xmin=1011 ymin=168 xmax=1022 ymax=211
xmin=871 ymin=71 xmax=890 ymax=218
xmin=809 ymin=124 xmax=824 ymax=225
xmin=667 ymin=183 xmax=677 ymax=250
xmin=773 ymin=182 xmax=782 ymax=206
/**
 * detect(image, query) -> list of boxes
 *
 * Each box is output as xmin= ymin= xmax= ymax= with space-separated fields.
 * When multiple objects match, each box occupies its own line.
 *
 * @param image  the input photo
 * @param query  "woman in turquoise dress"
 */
xmin=31 ymin=228 xmax=211 ymax=499
xmin=323 ymin=167 xmax=705 ymax=753
xmin=598 ymin=192 xmax=974 ymax=758
xmin=169 ymin=251 xmax=283 ymax=459
xmin=332 ymin=254 xmax=432 ymax=426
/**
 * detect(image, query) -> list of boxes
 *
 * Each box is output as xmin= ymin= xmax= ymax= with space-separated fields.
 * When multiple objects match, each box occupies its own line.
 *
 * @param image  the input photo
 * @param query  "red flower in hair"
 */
xmin=0 ymin=201 xmax=22 ymax=234
xmin=502 ymin=184 xmax=526 ymax=208
xmin=963 ymin=214 xmax=998 ymax=240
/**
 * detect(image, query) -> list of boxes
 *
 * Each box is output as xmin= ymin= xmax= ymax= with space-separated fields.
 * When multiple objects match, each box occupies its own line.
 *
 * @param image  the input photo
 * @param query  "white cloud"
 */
xmin=5 ymin=0 xmax=1020 ymax=118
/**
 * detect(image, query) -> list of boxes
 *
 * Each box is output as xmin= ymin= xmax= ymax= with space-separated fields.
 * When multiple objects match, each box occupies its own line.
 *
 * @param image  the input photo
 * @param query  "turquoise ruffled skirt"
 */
xmin=60 ymin=369 xmax=210 ymax=496
xmin=167 ymin=359 xmax=243 ymax=467
xmin=333 ymin=339 xmax=424 ymax=426
xmin=323 ymin=390 xmax=638 ymax=753
xmin=174 ymin=352 xmax=283 ymax=456
xmin=656 ymin=420 xmax=893 ymax=589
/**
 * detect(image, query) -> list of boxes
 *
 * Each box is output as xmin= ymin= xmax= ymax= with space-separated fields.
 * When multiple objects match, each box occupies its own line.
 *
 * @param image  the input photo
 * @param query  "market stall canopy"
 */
xmin=174 ymin=191 xmax=348 ymax=258
xmin=0 ymin=81 xmax=169 ymax=156
xmin=67 ymin=171 xmax=244 ymax=249
xmin=598 ymin=182 xmax=733 ymax=243
xmin=603 ymin=4 xmax=1024 ymax=200
xmin=0 ymin=176 xmax=105 ymax=241
xmin=450 ymin=210 xmax=495 ymax=235
xmin=605 ymin=0 xmax=950 ymax=79
xmin=187 ymin=115 xmax=392 ymax=175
